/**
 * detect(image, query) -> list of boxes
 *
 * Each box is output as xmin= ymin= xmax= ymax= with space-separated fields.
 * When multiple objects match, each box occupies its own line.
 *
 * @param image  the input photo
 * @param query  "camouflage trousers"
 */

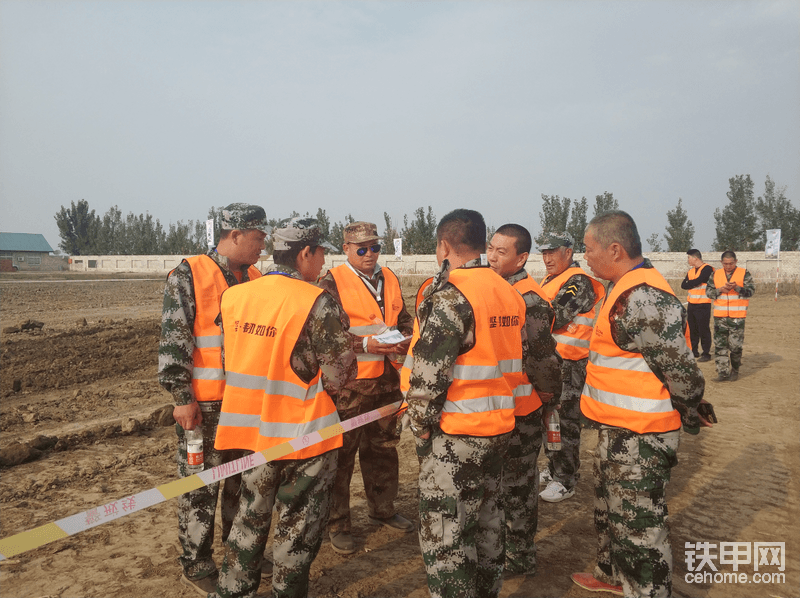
xmin=175 ymin=405 xmax=246 ymax=580
xmin=211 ymin=450 xmax=338 ymax=598
xmin=503 ymin=408 xmax=543 ymax=575
xmin=543 ymin=358 xmax=586 ymax=490
xmin=713 ymin=317 xmax=746 ymax=376
xmin=328 ymin=388 xmax=402 ymax=534
xmin=593 ymin=427 xmax=680 ymax=598
xmin=416 ymin=429 xmax=511 ymax=598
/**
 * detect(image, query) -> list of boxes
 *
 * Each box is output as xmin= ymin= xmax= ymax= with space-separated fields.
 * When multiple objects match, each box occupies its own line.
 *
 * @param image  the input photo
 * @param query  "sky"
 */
xmin=1 ymin=0 xmax=798 ymax=254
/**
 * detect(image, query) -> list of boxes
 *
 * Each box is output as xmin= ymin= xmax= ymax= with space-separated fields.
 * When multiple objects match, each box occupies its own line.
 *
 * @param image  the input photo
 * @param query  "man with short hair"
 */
xmin=319 ymin=221 xmax=414 ymax=554
xmin=705 ymin=250 xmax=755 ymax=382
xmin=210 ymin=218 xmax=357 ymax=598
xmin=487 ymin=223 xmax=562 ymax=576
xmin=402 ymin=209 xmax=528 ymax=598
xmin=159 ymin=203 xmax=271 ymax=595
xmin=681 ymin=249 xmax=714 ymax=362
xmin=572 ymin=210 xmax=711 ymax=598
xmin=538 ymin=232 xmax=605 ymax=503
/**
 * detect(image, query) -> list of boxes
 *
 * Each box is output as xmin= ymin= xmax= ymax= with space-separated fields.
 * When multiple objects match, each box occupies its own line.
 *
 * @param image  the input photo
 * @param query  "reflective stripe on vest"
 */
xmin=185 ymin=255 xmax=261 ymax=402
xmin=713 ymin=268 xmax=748 ymax=318
xmin=580 ymin=267 xmax=682 ymax=434
xmin=214 ymin=275 xmax=341 ymax=459
xmin=330 ymin=264 xmax=403 ymax=379
xmin=686 ymin=264 xmax=713 ymax=304
xmin=511 ymin=275 xmax=547 ymax=416
xmin=401 ymin=268 xmax=526 ymax=436
xmin=541 ymin=267 xmax=606 ymax=361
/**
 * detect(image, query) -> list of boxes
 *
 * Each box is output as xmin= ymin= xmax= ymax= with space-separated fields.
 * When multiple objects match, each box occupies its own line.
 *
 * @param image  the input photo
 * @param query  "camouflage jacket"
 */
xmin=222 ymin=264 xmax=357 ymax=399
xmin=158 ymin=249 xmax=259 ymax=407
xmin=318 ymin=264 xmax=414 ymax=396
xmin=506 ymin=268 xmax=562 ymax=400
xmin=542 ymin=261 xmax=601 ymax=336
xmin=406 ymin=258 xmax=530 ymax=432
xmin=604 ymin=259 xmax=706 ymax=433
xmin=704 ymin=268 xmax=755 ymax=304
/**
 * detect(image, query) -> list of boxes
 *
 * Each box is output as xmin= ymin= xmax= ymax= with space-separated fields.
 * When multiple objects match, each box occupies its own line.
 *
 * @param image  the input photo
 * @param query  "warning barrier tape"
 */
xmin=0 ymin=400 xmax=405 ymax=560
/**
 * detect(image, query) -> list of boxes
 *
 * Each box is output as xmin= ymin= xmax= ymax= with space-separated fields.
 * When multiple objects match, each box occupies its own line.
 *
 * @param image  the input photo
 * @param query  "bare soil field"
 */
xmin=0 ymin=275 xmax=798 ymax=598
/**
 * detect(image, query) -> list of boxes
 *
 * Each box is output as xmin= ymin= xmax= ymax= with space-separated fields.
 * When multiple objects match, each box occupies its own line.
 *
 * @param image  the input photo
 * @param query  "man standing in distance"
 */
xmin=402 ymin=209 xmax=528 ymax=598
xmin=487 ymin=223 xmax=562 ymax=576
xmin=210 ymin=218 xmax=357 ymax=598
xmin=573 ymin=210 xmax=711 ymax=597
xmin=319 ymin=221 xmax=414 ymax=554
xmin=538 ymin=232 xmax=605 ymax=503
xmin=681 ymin=249 xmax=714 ymax=362
xmin=705 ymin=250 xmax=755 ymax=382
xmin=158 ymin=203 xmax=270 ymax=595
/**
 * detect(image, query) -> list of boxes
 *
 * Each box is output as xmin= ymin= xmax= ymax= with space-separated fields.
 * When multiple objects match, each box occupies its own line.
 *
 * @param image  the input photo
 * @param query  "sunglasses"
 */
xmin=355 ymin=244 xmax=382 ymax=257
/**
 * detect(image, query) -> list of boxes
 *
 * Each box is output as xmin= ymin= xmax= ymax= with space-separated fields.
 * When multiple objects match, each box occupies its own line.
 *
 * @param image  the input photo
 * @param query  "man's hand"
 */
xmin=697 ymin=399 xmax=714 ymax=428
xmin=366 ymin=337 xmax=402 ymax=355
xmin=539 ymin=392 xmax=554 ymax=404
xmin=174 ymin=402 xmax=202 ymax=430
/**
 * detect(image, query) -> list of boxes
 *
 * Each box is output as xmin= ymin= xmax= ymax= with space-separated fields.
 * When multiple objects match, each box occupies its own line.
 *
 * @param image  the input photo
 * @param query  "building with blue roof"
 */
xmin=0 ymin=233 xmax=57 ymax=272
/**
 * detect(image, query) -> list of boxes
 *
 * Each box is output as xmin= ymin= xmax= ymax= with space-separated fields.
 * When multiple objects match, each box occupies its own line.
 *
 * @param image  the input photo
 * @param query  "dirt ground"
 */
xmin=0 ymin=275 xmax=798 ymax=598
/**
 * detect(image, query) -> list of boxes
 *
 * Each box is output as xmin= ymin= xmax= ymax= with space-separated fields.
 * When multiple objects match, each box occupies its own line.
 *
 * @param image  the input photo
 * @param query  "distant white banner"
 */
xmin=394 ymin=238 xmax=402 ymax=259
xmin=765 ymin=229 xmax=781 ymax=258
xmin=206 ymin=219 xmax=215 ymax=248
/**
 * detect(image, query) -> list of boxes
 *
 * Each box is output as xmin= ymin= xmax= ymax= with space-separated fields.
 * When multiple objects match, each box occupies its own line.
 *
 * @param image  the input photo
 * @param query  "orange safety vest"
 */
xmin=686 ymin=264 xmax=713 ymax=304
xmin=184 ymin=255 xmax=261 ymax=403
xmin=580 ymin=267 xmax=682 ymax=435
xmin=713 ymin=268 xmax=749 ymax=318
xmin=541 ymin=266 xmax=606 ymax=361
xmin=510 ymin=274 xmax=548 ymax=417
xmin=330 ymin=264 xmax=404 ymax=379
xmin=401 ymin=268 xmax=526 ymax=437
xmin=214 ymin=274 xmax=341 ymax=458
xmin=415 ymin=277 xmax=434 ymax=312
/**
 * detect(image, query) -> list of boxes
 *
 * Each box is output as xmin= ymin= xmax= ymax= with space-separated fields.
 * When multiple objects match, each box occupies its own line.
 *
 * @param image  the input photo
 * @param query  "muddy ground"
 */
xmin=0 ymin=275 xmax=798 ymax=598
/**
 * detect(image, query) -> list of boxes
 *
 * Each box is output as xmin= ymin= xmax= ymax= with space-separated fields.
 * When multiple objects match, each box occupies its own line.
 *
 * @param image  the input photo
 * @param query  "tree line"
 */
xmin=55 ymin=173 xmax=799 ymax=256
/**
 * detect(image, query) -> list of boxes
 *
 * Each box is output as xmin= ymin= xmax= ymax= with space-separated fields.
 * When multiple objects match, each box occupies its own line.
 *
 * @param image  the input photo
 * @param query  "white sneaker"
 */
xmin=539 ymin=468 xmax=552 ymax=486
xmin=539 ymin=481 xmax=575 ymax=503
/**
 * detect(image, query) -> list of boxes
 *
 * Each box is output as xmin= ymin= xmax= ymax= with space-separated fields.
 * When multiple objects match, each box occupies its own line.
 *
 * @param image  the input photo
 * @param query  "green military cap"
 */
xmin=273 ymin=217 xmax=337 ymax=251
xmin=537 ymin=231 xmax=574 ymax=251
xmin=220 ymin=203 xmax=271 ymax=232
xmin=343 ymin=221 xmax=380 ymax=244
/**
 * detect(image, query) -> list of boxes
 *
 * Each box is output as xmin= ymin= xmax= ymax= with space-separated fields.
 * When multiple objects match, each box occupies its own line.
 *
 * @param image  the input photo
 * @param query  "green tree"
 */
xmin=401 ymin=206 xmax=438 ymax=254
xmin=593 ymin=191 xmax=618 ymax=217
xmin=756 ymin=175 xmax=800 ymax=251
xmin=713 ymin=175 xmax=759 ymax=251
xmin=382 ymin=213 xmax=399 ymax=252
xmin=55 ymin=199 xmax=100 ymax=255
xmin=537 ymin=195 xmax=571 ymax=244
xmin=329 ymin=214 xmax=355 ymax=252
xmin=664 ymin=198 xmax=695 ymax=251
xmin=645 ymin=232 xmax=663 ymax=252
xmin=567 ymin=197 xmax=588 ymax=252
xmin=95 ymin=205 xmax=125 ymax=254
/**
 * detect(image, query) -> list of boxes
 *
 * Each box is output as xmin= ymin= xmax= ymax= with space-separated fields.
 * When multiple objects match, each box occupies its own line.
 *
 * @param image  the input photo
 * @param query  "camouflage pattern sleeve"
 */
xmin=293 ymin=291 xmax=358 ymax=399
xmin=396 ymin=295 xmax=414 ymax=338
xmin=406 ymin=284 xmax=475 ymax=432
xmin=158 ymin=263 xmax=196 ymax=406
xmin=317 ymin=270 xmax=359 ymax=353
xmin=551 ymin=272 xmax=598 ymax=331
xmin=610 ymin=284 xmax=705 ymax=433
xmin=704 ymin=271 xmax=720 ymax=300
xmin=738 ymin=270 xmax=756 ymax=298
xmin=522 ymin=291 xmax=562 ymax=399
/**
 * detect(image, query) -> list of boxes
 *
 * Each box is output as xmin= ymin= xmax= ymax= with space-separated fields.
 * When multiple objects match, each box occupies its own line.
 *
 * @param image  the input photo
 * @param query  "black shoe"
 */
xmin=329 ymin=531 xmax=356 ymax=554
xmin=368 ymin=513 xmax=415 ymax=532
xmin=698 ymin=355 xmax=711 ymax=362
xmin=730 ymin=369 xmax=739 ymax=381
xmin=715 ymin=374 xmax=729 ymax=382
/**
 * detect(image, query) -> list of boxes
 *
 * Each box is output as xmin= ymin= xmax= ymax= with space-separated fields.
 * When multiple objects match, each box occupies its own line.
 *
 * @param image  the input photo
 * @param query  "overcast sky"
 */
xmin=1 ymin=0 xmax=798 ymax=253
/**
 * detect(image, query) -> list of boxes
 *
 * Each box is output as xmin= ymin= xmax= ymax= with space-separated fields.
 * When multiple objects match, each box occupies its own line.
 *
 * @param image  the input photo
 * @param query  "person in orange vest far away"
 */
xmin=681 ymin=249 xmax=714 ymax=362
xmin=572 ymin=210 xmax=713 ymax=598
xmin=704 ymin=250 xmax=755 ymax=382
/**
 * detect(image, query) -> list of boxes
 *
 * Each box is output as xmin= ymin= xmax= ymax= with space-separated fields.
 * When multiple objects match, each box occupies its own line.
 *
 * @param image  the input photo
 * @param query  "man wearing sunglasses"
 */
xmin=319 ymin=221 xmax=415 ymax=555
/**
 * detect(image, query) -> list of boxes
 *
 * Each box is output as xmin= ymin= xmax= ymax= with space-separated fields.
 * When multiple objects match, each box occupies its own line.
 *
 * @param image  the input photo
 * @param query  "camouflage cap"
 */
xmin=343 ymin=221 xmax=380 ymax=244
xmin=537 ymin=231 xmax=574 ymax=251
xmin=220 ymin=203 xmax=271 ymax=232
xmin=273 ymin=217 xmax=336 ymax=252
